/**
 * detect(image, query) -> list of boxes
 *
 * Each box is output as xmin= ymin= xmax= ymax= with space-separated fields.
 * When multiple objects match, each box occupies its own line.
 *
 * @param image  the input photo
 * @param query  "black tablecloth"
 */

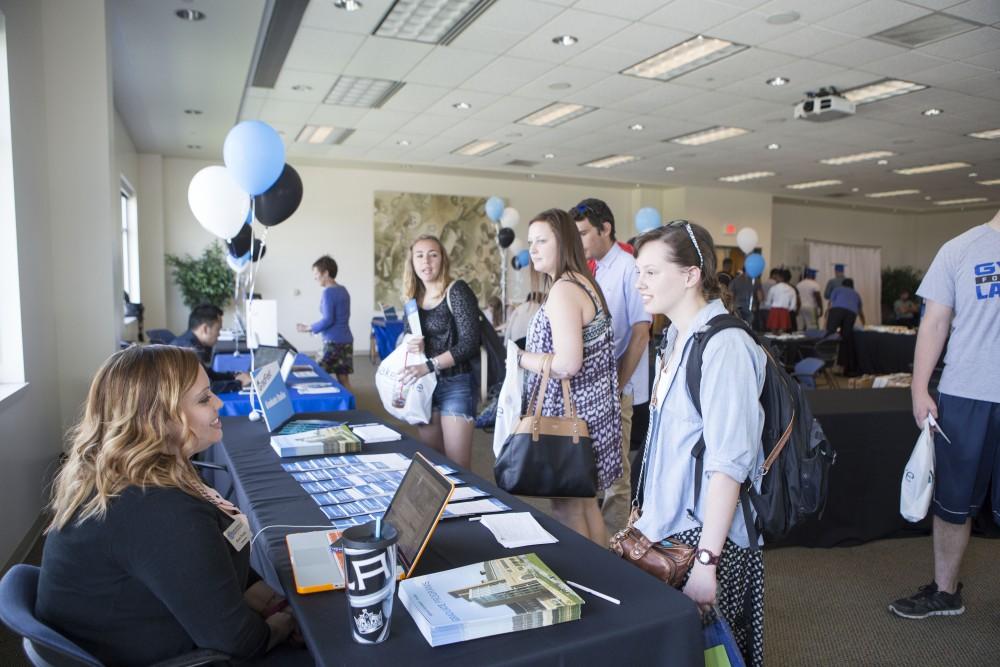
xmin=211 ymin=411 xmax=702 ymax=667
xmin=853 ymin=331 xmax=916 ymax=375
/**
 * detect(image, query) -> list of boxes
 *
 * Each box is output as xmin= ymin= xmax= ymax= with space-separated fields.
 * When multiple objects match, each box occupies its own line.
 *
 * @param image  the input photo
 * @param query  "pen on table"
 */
xmin=566 ymin=581 xmax=620 ymax=605
xmin=467 ymin=516 xmax=482 ymax=522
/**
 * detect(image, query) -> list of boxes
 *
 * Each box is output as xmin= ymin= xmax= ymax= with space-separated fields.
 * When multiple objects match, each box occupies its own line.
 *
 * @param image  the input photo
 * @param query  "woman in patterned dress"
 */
xmin=515 ymin=209 xmax=622 ymax=545
xmin=633 ymin=222 xmax=766 ymax=666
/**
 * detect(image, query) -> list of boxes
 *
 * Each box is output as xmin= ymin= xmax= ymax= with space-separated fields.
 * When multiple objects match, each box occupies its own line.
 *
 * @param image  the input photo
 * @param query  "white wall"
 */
xmin=114 ymin=109 xmax=137 ymax=192
xmin=912 ymin=208 xmax=995 ymax=271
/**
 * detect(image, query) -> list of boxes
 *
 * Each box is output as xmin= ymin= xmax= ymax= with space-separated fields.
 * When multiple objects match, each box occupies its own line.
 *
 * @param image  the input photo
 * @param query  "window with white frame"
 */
xmin=120 ymin=179 xmax=139 ymax=305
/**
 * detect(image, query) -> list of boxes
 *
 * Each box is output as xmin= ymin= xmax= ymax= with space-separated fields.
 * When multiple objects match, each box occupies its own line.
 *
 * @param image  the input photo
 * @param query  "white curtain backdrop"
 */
xmin=807 ymin=240 xmax=882 ymax=325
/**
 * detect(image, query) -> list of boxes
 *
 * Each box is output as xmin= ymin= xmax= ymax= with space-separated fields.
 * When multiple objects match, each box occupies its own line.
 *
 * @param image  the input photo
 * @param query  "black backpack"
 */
xmin=685 ymin=314 xmax=835 ymax=547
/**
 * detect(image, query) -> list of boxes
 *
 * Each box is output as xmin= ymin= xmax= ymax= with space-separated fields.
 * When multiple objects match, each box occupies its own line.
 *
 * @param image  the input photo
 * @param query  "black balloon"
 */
xmin=226 ymin=223 xmax=253 ymax=257
xmin=251 ymin=238 xmax=267 ymax=262
xmin=498 ymin=227 xmax=515 ymax=249
xmin=511 ymin=256 xmax=521 ymax=270
xmin=254 ymin=163 xmax=303 ymax=227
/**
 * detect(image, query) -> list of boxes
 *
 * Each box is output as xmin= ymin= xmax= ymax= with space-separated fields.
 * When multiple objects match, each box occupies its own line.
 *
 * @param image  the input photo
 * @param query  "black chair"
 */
xmin=0 ymin=564 xmax=229 ymax=667
xmin=147 ymin=329 xmax=177 ymax=344
xmin=811 ymin=334 xmax=841 ymax=388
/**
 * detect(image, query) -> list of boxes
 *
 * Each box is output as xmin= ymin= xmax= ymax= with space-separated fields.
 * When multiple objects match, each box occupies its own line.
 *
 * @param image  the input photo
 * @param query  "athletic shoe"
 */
xmin=888 ymin=582 xmax=965 ymax=619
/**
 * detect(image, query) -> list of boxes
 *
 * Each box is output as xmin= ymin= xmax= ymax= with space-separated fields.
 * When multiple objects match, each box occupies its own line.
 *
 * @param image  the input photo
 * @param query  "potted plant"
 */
xmin=166 ymin=242 xmax=233 ymax=310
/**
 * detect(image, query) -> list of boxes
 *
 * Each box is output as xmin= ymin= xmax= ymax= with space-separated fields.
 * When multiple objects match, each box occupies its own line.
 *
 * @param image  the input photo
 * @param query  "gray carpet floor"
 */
xmin=3 ymin=355 xmax=997 ymax=666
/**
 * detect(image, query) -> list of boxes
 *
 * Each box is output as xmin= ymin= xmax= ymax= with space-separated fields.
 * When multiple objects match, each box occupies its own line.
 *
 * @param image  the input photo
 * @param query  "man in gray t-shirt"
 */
xmin=889 ymin=210 xmax=1000 ymax=620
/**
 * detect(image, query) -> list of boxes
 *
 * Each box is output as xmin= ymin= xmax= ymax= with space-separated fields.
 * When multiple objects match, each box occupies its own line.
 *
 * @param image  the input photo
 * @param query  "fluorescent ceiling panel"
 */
xmin=934 ymin=198 xmax=989 ymax=205
xmin=296 ymin=125 xmax=354 ymax=145
xmin=324 ymin=76 xmax=404 ymax=108
xmin=581 ymin=155 xmax=640 ymax=169
xmin=977 ymin=179 xmax=1000 ymax=186
xmin=820 ymin=150 xmax=895 ymax=165
xmin=667 ymin=126 xmax=749 ymax=146
xmin=517 ymin=103 xmax=596 ymax=128
xmin=893 ymin=162 xmax=970 ymax=175
xmin=718 ymin=171 xmax=775 ymax=183
xmin=842 ymin=79 xmax=928 ymax=105
xmin=622 ymin=35 xmax=748 ymax=81
xmin=968 ymin=129 xmax=1000 ymax=140
xmin=374 ymin=0 xmax=497 ymax=45
xmin=452 ymin=139 xmax=507 ymax=156
xmin=871 ymin=13 xmax=978 ymax=48
xmin=865 ymin=189 xmax=920 ymax=198
xmin=786 ymin=180 xmax=843 ymax=190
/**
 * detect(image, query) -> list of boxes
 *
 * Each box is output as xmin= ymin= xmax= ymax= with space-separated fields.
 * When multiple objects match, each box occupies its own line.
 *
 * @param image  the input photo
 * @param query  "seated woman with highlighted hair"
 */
xmin=36 ymin=345 xmax=296 ymax=666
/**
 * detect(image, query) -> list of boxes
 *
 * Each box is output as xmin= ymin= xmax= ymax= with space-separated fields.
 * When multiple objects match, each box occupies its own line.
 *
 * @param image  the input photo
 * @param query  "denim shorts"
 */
xmin=933 ymin=393 xmax=1000 ymax=525
xmin=431 ymin=372 xmax=476 ymax=420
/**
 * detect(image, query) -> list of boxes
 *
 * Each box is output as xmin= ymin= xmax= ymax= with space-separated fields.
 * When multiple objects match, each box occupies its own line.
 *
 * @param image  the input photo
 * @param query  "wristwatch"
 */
xmin=695 ymin=548 xmax=720 ymax=566
xmin=425 ymin=359 xmax=435 ymax=374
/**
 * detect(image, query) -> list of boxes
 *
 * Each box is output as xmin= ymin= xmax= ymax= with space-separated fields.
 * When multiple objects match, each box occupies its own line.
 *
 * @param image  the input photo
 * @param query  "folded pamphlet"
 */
xmin=479 ymin=512 xmax=559 ymax=549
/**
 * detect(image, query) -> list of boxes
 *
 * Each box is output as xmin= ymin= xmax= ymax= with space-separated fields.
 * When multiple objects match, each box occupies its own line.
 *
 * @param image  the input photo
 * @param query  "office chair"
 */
xmin=0 ymin=564 xmax=229 ymax=667
xmin=811 ymin=334 xmax=842 ymax=389
xmin=792 ymin=357 xmax=825 ymax=390
xmin=146 ymin=329 xmax=177 ymax=345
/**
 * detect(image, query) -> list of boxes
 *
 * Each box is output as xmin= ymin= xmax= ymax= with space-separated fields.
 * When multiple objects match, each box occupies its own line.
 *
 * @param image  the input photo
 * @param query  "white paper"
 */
xmin=479 ymin=512 xmax=558 ymax=549
xmin=246 ymin=299 xmax=278 ymax=348
xmin=296 ymin=383 xmax=341 ymax=394
xmin=449 ymin=486 xmax=487 ymax=501
xmin=351 ymin=424 xmax=402 ymax=443
xmin=292 ymin=370 xmax=319 ymax=379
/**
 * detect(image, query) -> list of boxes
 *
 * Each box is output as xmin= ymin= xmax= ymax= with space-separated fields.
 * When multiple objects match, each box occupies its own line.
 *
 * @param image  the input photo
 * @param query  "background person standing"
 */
xmin=297 ymin=255 xmax=353 ymax=392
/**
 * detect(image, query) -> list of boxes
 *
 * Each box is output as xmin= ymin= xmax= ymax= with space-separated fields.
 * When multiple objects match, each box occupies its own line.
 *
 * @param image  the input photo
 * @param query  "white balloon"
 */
xmin=500 ymin=207 xmax=520 ymax=229
xmin=188 ymin=166 xmax=251 ymax=240
xmin=736 ymin=227 xmax=759 ymax=255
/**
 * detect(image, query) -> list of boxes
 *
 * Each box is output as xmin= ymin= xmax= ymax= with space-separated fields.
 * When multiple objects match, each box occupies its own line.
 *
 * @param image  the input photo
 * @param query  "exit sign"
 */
xmin=724 ymin=224 xmax=736 ymax=235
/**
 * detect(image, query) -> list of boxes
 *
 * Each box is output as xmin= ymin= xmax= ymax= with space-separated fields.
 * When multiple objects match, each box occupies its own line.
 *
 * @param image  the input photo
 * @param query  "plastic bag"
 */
xmin=492 ymin=341 xmax=523 ymax=457
xmin=900 ymin=415 xmax=947 ymax=523
xmin=703 ymin=607 xmax=746 ymax=667
xmin=375 ymin=334 xmax=436 ymax=425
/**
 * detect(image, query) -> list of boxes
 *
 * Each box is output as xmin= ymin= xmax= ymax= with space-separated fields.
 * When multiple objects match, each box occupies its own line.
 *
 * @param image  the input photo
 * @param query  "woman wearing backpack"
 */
xmin=633 ymin=221 xmax=766 ymax=666
xmin=397 ymin=235 xmax=480 ymax=469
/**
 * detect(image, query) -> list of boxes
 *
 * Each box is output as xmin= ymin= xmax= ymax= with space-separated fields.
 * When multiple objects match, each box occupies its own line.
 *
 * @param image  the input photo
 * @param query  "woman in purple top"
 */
xmin=297 ymin=255 xmax=353 ymax=391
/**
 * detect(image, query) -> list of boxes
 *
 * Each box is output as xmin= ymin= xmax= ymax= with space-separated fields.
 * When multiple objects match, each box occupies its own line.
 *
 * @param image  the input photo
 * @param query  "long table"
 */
xmin=215 ymin=353 xmax=355 ymax=416
xmin=212 ymin=410 xmax=703 ymax=666
xmin=853 ymin=330 xmax=916 ymax=375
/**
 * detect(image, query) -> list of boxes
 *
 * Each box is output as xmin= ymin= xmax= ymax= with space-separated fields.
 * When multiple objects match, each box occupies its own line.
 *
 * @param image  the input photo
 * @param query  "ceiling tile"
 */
xmin=669 ymin=48 xmax=799 ymax=89
xmin=423 ymin=89 xmax=503 ymax=116
xmin=862 ymin=50 xmax=949 ymax=76
xmin=610 ymin=82 xmax=705 ymax=114
xmin=477 ymin=0 xmax=565 ymax=33
xmin=355 ymin=109 xmax=415 ymax=133
xmin=760 ymin=26 xmax=857 ymax=58
xmin=754 ymin=0 xmax=869 ymax=23
xmin=710 ymin=10 xmax=813 ymax=45
xmin=283 ymin=29 xmax=366 ymax=74
xmin=474 ymin=96 xmax=560 ymax=123
xmin=398 ymin=113 xmax=464 ymax=136
xmin=564 ymin=73 xmax=662 ymax=107
xmin=439 ymin=117 xmax=509 ymax=140
xmin=596 ymin=22 xmax=695 ymax=57
xmin=378 ymin=83 xmax=452 ymax=113
xmin=343 ymin=37 xmax=434 ymax=80
xmin=810 ymin=37 xmax=909 ymax=68
xmin=818 ymin=0 xmax=931 ymax=37
xmin=945 ymin=0 xmax=1000 ymax=25
xmin=514 ymin=65 xmax=609 ymax=101
xmin=511 ymin=8 xmax=631 ymax=64
xmin=271 ymin=70 xmax=338 ymax=103
xmin=462 ymin=56 xmax=555 ymax=94
xmin=259 ymin=98 xmax=318 ymax=124
xmin=644 ymin=0 xmax=748 ymax=34
xmin=306 ymin=105 xmax=370 ymax=127
xmin=909 ymin=61 xmax=992 ymax=86
xmin=239 ymin=96 xmax=265 ymax=120
xmin=447 ymin=24 xmax=526 ymax=54
xmin=299 ymin=0 xmax=395 ymax=34
xmin=403 ymin=47 xmax=497 ymax=87
xmin=565 ymin=45 xmax=652 ymax=73
xmin=340 ymin=129 xmax=389 ymax=149
xmin=570 ymin=0 xmax=669 ymax=21
xmin=919 ymin=27 xmax=1000 ymax=59
xmin=961 ymin=48 xmax=1000 ymax=67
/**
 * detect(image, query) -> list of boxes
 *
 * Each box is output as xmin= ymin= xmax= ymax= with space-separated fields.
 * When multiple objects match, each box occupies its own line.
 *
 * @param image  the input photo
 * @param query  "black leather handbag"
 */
xmin=493 ymin=355 xmax=598 ymax=498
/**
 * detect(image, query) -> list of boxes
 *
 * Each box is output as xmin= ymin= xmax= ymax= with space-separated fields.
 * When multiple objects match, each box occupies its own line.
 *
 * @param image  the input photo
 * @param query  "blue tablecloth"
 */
xmin=371 ymin=318 xmax=405 ymax=360
xmin=216 ymin=353 xmax=355 ymax=416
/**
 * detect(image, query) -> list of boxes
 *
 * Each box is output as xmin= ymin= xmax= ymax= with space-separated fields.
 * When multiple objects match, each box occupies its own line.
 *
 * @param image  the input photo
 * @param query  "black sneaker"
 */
xmin=888 ymin=582 xmax=965 ymax=619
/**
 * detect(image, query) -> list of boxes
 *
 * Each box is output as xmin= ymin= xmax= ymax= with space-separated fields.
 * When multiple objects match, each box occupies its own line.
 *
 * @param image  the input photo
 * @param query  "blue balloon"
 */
xmin=635 ymin=207 xmax=662 ymax=233
xmin=513 ymin=249 xmax=531 ymax=270
xmin=485 ymin=196 xmax=505 ymax=222
xmin=223 ymin=121 xmax=286 ymax=196
xmin=744 ymin=253 xmax=766 ymax=279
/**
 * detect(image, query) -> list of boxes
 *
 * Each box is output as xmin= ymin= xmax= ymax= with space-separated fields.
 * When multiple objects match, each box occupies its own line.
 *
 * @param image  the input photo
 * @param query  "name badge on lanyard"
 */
xmin=223 ymin=517 xmax=251 ymax=552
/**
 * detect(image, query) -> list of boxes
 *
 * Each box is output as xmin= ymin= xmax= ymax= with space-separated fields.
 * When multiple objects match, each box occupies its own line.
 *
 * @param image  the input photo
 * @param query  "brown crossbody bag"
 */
xmin=609 ymin=356 xmax=695 ymax=588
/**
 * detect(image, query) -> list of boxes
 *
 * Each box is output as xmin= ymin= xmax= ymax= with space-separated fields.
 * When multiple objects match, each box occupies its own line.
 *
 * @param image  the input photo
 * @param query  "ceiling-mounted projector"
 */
xmin=794 ymin=87 xmax=855 ymax=122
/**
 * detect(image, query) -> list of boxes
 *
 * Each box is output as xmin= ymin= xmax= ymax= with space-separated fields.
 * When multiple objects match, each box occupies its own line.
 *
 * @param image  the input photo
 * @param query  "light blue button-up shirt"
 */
xmin=634 ymin=300 xmax=766 ymax=548
xmin=594 ymin=243 xmax=652 ymax=403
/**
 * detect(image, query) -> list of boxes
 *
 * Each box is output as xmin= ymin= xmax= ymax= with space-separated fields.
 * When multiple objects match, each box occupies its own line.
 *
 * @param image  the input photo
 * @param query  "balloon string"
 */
xmin=245 ymin=201 xmax=259 ymax=418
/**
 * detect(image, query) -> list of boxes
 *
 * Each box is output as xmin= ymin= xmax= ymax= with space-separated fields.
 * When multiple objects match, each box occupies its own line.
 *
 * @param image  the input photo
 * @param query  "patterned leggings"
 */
xmin=671 ymin=527 xmax=765 ymax=667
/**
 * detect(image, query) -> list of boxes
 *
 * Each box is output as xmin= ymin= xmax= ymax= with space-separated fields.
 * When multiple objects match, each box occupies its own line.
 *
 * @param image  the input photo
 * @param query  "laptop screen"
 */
xmin=384 ymin=453 xmax=454 ymax=574
xmin=253 ymin=345 xmax=287 ymax=370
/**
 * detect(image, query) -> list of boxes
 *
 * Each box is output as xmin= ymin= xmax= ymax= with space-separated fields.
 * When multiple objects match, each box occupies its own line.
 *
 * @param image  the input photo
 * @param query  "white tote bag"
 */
xmin=900 ymin=415 xmax=949 ymax=523
xmin=375 ymin=334 xmax=437 ymax=425
xmin=492 ymin=341 xmax=524 ymax=457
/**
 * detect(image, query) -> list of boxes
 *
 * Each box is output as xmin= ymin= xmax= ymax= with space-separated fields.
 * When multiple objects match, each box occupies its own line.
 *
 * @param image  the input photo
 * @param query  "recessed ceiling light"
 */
xmin=865 ymin=189 xmax=920 ymax=198
xmin=922 ymin=108 xmax=943 ymax=116
xmin=175 ymin=8 xmax=205 ymax=21
xmin=766 ymin=77 xmax=789 ymax=87
xmin=518 ymin=102 xmax=596 ymax=127
xmin=629 ymin=123 xmax=644 ymax=131
xmin=452 ymin=139 xmax=507 ymax=156
xmin=851 ymin=187 xmax=860 ymax=192
xmin=622 ymin=35 xmax=748 ymax=82
xmin=786 ymin=179 xmax=843 ymax=190
xmin=925 ymin=196 xmax=933 ymax=200
xmin=325 ymin=76 xmax=403 ymax=108
xmin=296 ymin=125 xmax=354 ymax=145
xmin=894 ymin=162 xmax=970 ymax=175
xmin=977 ymin=179 xmax=1000 ymax=185
xmin=186 ymin=144 xmax=202 ymax=150
xmin=184 ymin=109 xmax=202 ymax=115
xmin=767 ymin=143 xmax=780 ymax=150
xmin=548 ymin=82 xmax=572 ymax=90
xmin=718 ymin=171 xmax=775 ymax=183
xmin=453 ymin=101 xmax=472 ymax=110
xmin=968 ymin=128 xmax=1000 ymax=140
xmin=374 ymin=0 xmax=494 ymax=44
xmin=397 ymin=139 xmax=410 ymax=146
xmin=820 ymin=150 xmax=894 ymax=165
xmin=667 ymin=126 xmax=749 ymax=146
xmin=529 ymin=174 xmax=537 ymax=179
xmin=552 ymin=35 xmax=578 ymax=46
xmin=543 ymin=153 xmax=555 ymax=159
xmin=664 ymin=166 xmax=676 ymax=172
xmin=766 ymin=11 xmax=800 ymax=25
xmin=582 ymin=154 xmax=640 ymax=169
xmin=968 ymin=172 xmax=978 ymax=177
xmin=334 ymin=0 xmax=362 ymax=10
xmin=291 ymin=84 xmax=313 ymax=92
xmin=842 ymin=78 xmax=928 ymax=105
xmin=934 ymin=197 xmax=988 ymax=206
